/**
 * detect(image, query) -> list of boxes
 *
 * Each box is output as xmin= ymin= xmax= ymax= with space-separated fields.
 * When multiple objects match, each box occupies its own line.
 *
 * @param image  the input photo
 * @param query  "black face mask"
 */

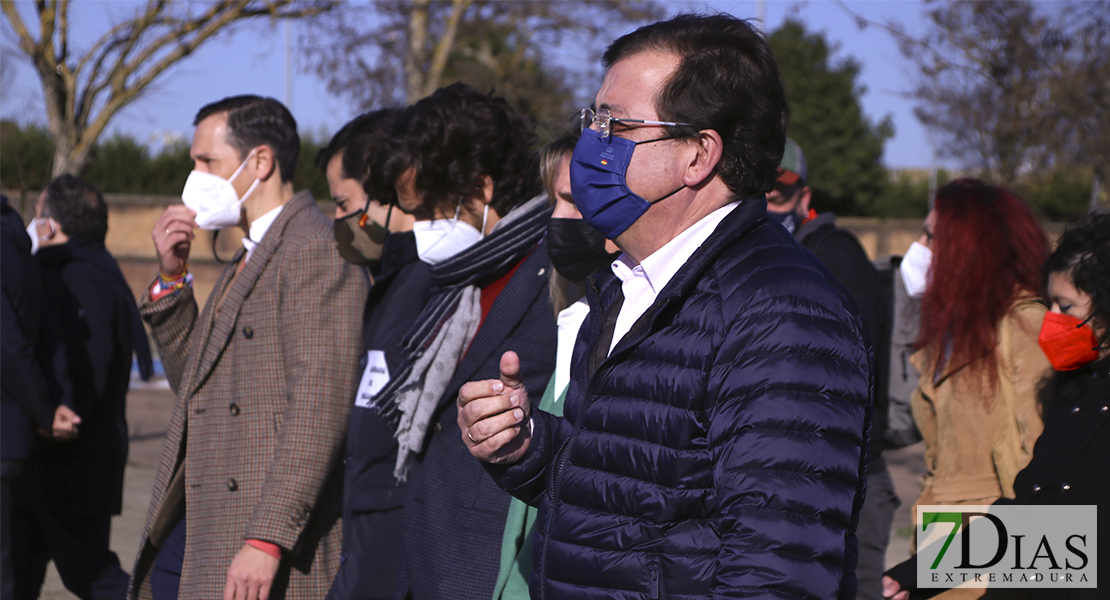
xmin=546 ymin=218 xmax=618 ymax=283
xmin=767 ymin=209 xmax=800 ymax=235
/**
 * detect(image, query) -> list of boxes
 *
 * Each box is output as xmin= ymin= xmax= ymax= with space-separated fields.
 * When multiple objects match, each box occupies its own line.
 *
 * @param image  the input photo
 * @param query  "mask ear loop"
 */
xmin=357 ymin=193 xmax=373 ymax=229
xmin=229 ymin=149 xmax=258 ymax=183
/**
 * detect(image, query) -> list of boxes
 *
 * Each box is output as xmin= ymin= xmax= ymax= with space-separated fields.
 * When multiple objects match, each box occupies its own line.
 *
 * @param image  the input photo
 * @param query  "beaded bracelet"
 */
xmin=157 ymin=264 xmax=192 ymax=293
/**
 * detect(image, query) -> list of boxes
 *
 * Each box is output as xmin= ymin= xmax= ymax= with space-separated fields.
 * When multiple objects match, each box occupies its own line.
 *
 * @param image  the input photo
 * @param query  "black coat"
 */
xmin=1009 ymin=357 xmax=1110 ymax=600
xmin=344 ymin=232 xmax=429 ymax=516
xmin=0 ymin=196 xmax=55 ymax=460
xmin=15 ymin=238 xmax=151 ymax=516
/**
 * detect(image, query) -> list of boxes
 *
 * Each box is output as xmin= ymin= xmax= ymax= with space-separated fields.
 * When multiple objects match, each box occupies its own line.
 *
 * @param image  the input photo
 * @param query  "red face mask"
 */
xmin=1038 ymin=311 xmax=1100 ymax=371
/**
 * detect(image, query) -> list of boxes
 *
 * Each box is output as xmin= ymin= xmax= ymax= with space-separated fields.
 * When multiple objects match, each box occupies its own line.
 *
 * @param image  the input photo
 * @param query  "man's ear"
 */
xmin=683 ymin=129 xmax=723 ymax=189
xmin=799 ymin=186 xmax=812 ymax=215
xmin=252 ymin=145 xmax=279 ymax=182
xmin=478 ymin=175 xmax=495 ymax=206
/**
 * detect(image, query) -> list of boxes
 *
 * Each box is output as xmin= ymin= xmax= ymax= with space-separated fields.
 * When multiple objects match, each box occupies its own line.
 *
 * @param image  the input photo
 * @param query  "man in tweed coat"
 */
xmin=128 ymin=96 xmax=368 ymax=600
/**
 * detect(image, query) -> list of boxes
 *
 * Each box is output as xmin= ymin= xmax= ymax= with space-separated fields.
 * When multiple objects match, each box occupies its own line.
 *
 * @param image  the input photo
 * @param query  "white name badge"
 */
xmin=354 ymin=350 xmax=390 ymax=408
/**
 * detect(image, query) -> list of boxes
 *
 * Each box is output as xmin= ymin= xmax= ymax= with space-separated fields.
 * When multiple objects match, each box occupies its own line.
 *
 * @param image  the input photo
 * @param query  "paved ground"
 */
xmin=38 ymin=384 xmax=928 ymax=598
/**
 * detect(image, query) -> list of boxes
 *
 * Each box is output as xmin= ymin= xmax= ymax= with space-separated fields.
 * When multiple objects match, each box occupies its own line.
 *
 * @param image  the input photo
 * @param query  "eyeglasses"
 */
xmin=579 ymin=107 xmax=693 ymax=139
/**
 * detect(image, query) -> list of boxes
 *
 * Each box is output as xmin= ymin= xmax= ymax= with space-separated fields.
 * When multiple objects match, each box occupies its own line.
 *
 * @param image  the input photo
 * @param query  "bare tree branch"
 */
xmin=423 ymin=0 xmax=472 ymax=98
xmin=2 ymin=0 xmax=337 ymax=175
xmin=304 ymin=0 xmax=663 ymax=134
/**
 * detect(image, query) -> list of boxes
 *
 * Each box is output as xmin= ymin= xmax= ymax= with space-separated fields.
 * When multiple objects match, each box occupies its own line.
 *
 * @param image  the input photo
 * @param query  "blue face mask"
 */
xmin=569 ymin=128 xmax=686 ymax=240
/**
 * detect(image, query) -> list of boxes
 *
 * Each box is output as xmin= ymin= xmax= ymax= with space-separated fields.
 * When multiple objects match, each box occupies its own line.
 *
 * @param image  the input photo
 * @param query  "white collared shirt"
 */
xmin=241 ymin=205 xmax=283 ymax=258
xmin=608 ymin=201 xmax=740 ymax=355
xmin=554 ymin=298 xmax=591 ymax=399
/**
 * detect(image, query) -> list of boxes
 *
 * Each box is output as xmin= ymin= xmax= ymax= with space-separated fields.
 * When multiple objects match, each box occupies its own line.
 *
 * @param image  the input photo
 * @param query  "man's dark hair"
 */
xmin=194 ymin=95 xmax=299 ymax=184
xmin=315 ymin=109 xmax=400 ymax=196
xmin=42 ymin=175 xmax=108 ymax=242
xmin=603 ymin=13 xmax=788 ymax=200
xmin=367 ymin=83 xmax=539 ymax=220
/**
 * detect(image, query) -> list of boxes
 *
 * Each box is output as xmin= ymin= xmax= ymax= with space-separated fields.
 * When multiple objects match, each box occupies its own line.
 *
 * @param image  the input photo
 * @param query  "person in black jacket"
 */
xmin=1 ymin=194 xmax=59 ymax=600
xmin=459 ymin=15 xmax=871 ymax=600
xmin=13 ymin=176 xmax=152 ymax=600
xmin=316 ymin=109 xmax=421 ymax=600
xmin=766 ymin=139 xmax=896 ymax=600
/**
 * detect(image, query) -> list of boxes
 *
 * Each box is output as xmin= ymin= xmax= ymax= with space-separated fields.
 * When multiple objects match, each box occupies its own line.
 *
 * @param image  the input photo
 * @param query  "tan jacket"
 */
xmin=911 ymin=299 xmax=1050 ymax=511
xmin=908 ymin=299 xmax=1051 ymax=599
xmin=129 ymin=192 xmax=368 ymax=599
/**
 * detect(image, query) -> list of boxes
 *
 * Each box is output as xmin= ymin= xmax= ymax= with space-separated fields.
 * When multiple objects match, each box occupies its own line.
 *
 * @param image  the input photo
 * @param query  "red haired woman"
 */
xmin=908 ymin=179 xmax=1053 ymax=598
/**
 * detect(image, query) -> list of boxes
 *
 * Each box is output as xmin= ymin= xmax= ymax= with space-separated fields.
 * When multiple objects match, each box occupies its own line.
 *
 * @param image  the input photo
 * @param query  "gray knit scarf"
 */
xmin=379 ymin=195 xmax=551 ymax=480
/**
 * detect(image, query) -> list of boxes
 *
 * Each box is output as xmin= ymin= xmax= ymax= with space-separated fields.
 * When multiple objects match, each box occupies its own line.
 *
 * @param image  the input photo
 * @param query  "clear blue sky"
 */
xmin=2 ymin=0 xmax=941 ymax=168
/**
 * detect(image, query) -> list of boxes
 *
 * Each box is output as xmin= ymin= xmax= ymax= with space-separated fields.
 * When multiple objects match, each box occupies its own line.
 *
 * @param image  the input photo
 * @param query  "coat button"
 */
xmin=1061 ymin=483 xmax=1071 ymax=492
xmin=229 ymin=403 xmax=240 ymax=416
xmin=242 ymin=326 xmax=254 ymax=339
xmin=434 ymin=423 xmax=443 ymax=435
xmin=227 ymin=478 xmax=238 ymax=492
xmin=1032 ymin=484 xmax=1041 ymax=494
xmin=1101 ymin=406 xmax=1108 ymax=413
xmin=1071 ymin=406 xmax=1081 ymax=414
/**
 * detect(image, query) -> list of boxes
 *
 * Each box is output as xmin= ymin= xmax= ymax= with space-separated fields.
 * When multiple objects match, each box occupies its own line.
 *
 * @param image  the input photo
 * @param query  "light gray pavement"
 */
xmin=38 ymin=385 xmax=928 ymax=598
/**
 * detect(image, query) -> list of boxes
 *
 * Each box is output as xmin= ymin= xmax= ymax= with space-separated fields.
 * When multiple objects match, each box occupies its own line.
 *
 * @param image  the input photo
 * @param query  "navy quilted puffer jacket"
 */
xmin=488 ymin=198 xmax=872 ymax=600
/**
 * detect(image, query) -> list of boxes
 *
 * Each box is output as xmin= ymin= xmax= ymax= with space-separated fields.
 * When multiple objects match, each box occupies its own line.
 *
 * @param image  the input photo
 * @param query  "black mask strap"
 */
xmin=650 ymin=184 xmax=686 ymax=205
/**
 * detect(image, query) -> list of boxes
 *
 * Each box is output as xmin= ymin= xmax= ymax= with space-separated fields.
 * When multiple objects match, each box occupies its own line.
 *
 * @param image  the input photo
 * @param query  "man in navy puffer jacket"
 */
xmin=458 ymin=14 xmax=872 ymax=600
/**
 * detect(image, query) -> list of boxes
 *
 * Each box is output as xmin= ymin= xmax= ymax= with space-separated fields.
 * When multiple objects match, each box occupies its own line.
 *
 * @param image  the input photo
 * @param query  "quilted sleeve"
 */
xmin=485 ymin=404 xmax=574 ymax=506
xmin=708 ymin=267 xmax=871 ymax=599
xmin=244 ymin=234 xmax=368 ymax=552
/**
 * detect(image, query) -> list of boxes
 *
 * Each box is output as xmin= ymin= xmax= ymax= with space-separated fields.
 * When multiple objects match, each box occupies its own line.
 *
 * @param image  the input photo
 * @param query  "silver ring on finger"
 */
xmin=467 ymin=427 xmax=479 ymax=445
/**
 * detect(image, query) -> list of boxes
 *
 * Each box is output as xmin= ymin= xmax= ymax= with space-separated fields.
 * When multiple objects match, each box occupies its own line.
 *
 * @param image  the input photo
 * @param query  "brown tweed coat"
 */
xmin=129 ymin=191 xmax=368 ymax=599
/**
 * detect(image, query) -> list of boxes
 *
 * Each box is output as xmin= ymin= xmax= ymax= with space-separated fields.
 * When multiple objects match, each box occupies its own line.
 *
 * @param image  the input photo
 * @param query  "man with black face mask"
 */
xmin=314 ymin=109 xmax=422 ymax=600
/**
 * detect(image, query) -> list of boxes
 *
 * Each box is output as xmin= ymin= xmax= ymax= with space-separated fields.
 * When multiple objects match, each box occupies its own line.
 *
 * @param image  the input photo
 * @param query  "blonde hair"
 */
xmin=540 ymin=135 xmax=583 ymax=314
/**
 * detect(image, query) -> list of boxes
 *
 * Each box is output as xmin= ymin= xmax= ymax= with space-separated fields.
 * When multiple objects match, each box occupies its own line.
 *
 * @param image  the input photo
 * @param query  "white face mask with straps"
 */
xmin=900 ymin=241 xmax=933 ymax=298
xmin=180 ymin=150 xmax=259 ymax=230
xmin=413 ymin=202 xmax=488 ymax=265
xmin=25 ymin=217 xmax=53 ymax=255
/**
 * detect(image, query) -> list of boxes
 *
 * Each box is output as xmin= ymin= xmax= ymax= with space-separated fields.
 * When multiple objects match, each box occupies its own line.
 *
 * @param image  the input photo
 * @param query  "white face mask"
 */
xmin=25 ymin=217 xmax=54 ymax=255
xmin=181 ymin=150 xmax=259 ymax=230
xmin=900 ymin=240 xmax=933 ymax=297
xmin=413 ymin=203 xmax=488 ymax=265
xmin=26 ymin=218 xmax=42 ymax=255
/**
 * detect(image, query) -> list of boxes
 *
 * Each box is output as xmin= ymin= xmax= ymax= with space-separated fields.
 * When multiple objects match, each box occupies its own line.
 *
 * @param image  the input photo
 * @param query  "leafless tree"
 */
xmin=838 ymin=0 xmax=1109 ymax=208
xmin=2 ymin=0 xmax=337 ymax=177
xmin=303 ymin=0 xmax=663 ymax=132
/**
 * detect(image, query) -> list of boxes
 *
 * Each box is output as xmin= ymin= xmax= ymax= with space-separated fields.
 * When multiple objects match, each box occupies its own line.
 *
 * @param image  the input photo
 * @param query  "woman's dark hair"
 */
xmin=41 ymin=174 xmax=108 ymax=242
xmin=917 ymin=178 xmax=1049 ymax=400
xmin=602 ymin=13 xmax=788 ymax=201
xmin=367 ymin=83 xmax=539 ymax=220
xmin=1043 ymin=211 xmax=1110 ymax=351
xmin=195 ymin=95 xmax=299 ymax=184
xmin=315 ymin=109 xmax=400 ymax=193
